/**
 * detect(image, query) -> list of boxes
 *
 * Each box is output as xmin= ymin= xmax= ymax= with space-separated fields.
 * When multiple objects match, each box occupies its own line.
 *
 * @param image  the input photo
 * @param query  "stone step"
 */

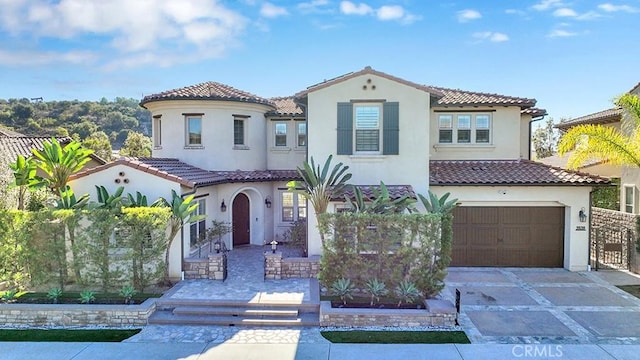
xmin=155 ymin=299 xmax=320 ymax=313
xmin=148 ymin=310 xmax=319 ymax=327
xmin=173 ymin=306 xmax=299 ymax=317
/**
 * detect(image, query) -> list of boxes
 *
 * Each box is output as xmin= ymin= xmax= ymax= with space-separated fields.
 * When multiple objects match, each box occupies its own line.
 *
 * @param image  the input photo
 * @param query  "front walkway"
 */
xmin=444 ymin=268 xmax=640 ymax=345
xmin=127 ymin=244 xmax=325 ymax=344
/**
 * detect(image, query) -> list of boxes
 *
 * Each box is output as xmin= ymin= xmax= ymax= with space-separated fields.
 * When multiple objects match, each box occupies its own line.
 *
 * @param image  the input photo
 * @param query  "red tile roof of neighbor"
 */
xmin=267 ymin=96 xmax=304 ymax=117
xmin=555 ymin=108 xmax=622 ymax=130
xmin=0 ymin=136 xmax=73 ymax=168
xmin=69 ymin=157 xmax=302 ymax=188
xmin=432 ymin=86 xmax=537 ymax=108
xmin=429 ymin=159 xmax=610 ymax=186
xmin=140 ymin=81 xmax=275 ymax=108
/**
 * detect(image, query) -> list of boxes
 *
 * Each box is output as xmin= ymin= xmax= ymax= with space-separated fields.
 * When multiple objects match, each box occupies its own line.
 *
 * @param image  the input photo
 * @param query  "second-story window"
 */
xmin=438 ymin=113 xmax=492 ymax=144
xmin=234 ymin=118 xmax=245 ymax=146
xmin=297 ymin=122 xmax=307 ymax=147
xmin=153 ymin=115 xmax=162 ymax=148
xmin=275 ymin=123 xmax=287 ymax=147
xmin=185 ymin=115 xmax=202 ymax=146
xmin=355 ymin=105 xmax=381 ymax=152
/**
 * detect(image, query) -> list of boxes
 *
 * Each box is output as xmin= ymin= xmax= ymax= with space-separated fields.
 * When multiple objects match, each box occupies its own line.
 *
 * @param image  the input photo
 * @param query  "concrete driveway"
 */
xmin=444 ymin=268 xmax=640 ymax=344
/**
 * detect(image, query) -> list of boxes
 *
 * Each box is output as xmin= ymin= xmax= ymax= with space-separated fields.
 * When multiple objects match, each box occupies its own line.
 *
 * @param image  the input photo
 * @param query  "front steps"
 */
xmin=149 ymin=299 xmax=320 ymax=327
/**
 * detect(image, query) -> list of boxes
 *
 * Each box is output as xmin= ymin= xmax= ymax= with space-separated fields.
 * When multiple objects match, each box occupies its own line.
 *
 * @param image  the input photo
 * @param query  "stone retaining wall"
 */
xmin=183 ymin=253 xmax=227 ymax=280
xmin=0 ymin=299 xmax=156 ymax=327
xmin=591 ymin=207 xmax=639 ymax=273
xmin=264 ymin=252 xmax=320 ymax=279
xmin=319 ymin=300 xmax=457 ymax=327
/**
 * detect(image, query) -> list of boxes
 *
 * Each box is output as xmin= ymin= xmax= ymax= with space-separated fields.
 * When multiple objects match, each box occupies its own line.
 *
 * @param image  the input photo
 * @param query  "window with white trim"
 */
xmin=153 ymin=116 xmax=162 ymax=147
xmin=281 ymin=192 xmax=306 ymax=222
xmin=354 ymin=105 xmax=381 ymax=152
xmin=624 ymin=185 xmax=635 ymax=213
xmin=189 ymin=199 xmax=206 ymax=247
xmin=234 ymin=118 xmax=245 ymax=146
xmin=297 ymin=122 xmax=307 ymax=147
xmin=275 ymin=123 xmax=287 ymax=147
xmin=438 ymin=113 xmax=492 ymax=144
xmin=186 ymin=115 xmax=202 ymax=146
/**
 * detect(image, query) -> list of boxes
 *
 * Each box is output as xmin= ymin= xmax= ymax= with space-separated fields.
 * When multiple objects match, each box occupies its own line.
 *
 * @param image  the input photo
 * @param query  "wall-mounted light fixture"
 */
xmin=579 ymin=207 xmax=587 ymax=223
xmin=265 ymin=196 xmax=272 ymax=208
xmin=220 ymin=199 xmax=227 ymax=212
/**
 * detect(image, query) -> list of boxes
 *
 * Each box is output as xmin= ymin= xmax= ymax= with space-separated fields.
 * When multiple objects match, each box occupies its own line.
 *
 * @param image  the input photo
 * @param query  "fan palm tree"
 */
xmin=558 ymin=93 xmax=640 ymax=169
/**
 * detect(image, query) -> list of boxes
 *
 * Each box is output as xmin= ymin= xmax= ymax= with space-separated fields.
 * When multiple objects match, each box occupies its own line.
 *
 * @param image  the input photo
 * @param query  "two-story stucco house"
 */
xmin=69 ymin=67 xmax=608 ymax=279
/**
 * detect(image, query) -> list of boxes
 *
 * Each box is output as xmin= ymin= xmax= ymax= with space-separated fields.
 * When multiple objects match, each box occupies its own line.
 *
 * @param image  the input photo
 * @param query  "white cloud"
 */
xmin=547 ymin=29 xmax=578 ymax=37
xmin=505 ymin=9 xmax=526 ymax=16
xmin=339 ymin=1 xmax=419 ymax=24
xmin=473 ymin=31 xmax=509 ymax=42
xmin=553 ymin=8 xmax=578 ymax=17
xmin=532 ymin=0 xmax=564 ymax=11
xmin=457 ymin=9 xmax=482 ymax=22
xmin=0 ymin=0 xmax=247 ymax=68
xmin=576 ymin=11 xmax=603 ymax=20
xmin=260 ymin=2 xmax=288 ymax=18
xmin=340 ymin=1 xmax=373 ymax=15
xmin=298 ymin=0 xmax=330 ymax=13
xmin=598 ymin=3 xmax=639 ymax=12
xmin=0 ymin=49 xmax=97 ymax=66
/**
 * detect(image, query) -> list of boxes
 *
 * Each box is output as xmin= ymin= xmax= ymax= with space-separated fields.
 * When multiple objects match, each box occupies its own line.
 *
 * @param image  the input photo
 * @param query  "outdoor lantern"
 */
xmin=270 ymin=240 xmax=278 ymax=253
xmin=579 ymin=207 xmax=587 ymax=223
xmin=220 ymin=200 xmax=227 ymax=212
xmin=265 ymin=196 xmax=272 ymax=208
xmin=214 ymin=241 xmax=221 ymax=254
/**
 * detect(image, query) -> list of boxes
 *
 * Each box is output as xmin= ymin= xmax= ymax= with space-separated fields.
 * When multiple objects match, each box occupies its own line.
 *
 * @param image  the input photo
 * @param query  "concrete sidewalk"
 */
xmin=1 ymin=342 xmax=640 ymax=360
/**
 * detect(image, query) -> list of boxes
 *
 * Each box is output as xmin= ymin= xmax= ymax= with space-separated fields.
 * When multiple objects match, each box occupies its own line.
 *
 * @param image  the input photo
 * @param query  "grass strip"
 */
xmin=0 ymin=329 xmax=141 ymax=342
xmin=321 ymin=331 xmax=470 ymax=344
xmin=617 ymin=285 xmax=640 ymax=299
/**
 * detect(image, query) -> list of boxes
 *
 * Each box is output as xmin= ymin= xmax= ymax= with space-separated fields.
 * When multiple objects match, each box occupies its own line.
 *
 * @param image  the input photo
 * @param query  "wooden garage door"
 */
xmin=451 ymin=207 xmax=564 ymax=267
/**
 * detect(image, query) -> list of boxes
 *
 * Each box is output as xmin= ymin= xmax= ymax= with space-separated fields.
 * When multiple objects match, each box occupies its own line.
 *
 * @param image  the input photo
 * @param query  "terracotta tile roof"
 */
xmin=432 ymin=86 xmax=537 ymax=108
xmin=0 ymin=136 xmax=71 ymax=167
xmin=333 ymin=185 xmax=416 ymax=201
xmin=0 ymin=126 xmax=23 ymax=137
xmin=521 ymin=108 xmax=548 ymax=117
xmin=69 ymin=157 xmax=301 ymax=188
xmin=429 ymin=159 xmax=610 ymax=186
xmin=555 ymin=108 xmax=622 ymax=130
xmin=140 ymin=81 xmax=275 ymax=108
xmin=267 ymin=96 xmax=304 ymax=117
xmin=295 ymin=66 xmax=445 ymax=98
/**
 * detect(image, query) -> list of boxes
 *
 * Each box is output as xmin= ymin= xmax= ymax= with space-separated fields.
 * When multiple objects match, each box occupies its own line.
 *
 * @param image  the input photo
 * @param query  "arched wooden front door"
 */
xmin=232 ymin=193 xmax=250 ymax=246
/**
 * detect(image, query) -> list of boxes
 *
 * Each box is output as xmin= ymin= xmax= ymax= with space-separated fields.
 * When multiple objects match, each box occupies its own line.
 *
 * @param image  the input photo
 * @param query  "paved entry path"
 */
xmin=127 ymin=244 xmax=324 ymax=344
xmin=444 ymin=268 xmax=640 ymax=345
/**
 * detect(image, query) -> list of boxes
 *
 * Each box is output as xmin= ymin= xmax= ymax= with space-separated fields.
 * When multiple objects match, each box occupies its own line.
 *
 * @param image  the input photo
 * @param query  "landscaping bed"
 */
xmin=321 ymin=330 xmax=469 ymax=344
xmin=322 ymin=295 xmax=426 ymax=310
xmin=7 ymin=292 xmax=160 ymax=305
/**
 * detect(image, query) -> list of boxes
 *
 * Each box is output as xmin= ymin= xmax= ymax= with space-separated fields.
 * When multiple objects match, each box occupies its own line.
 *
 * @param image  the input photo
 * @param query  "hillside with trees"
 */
xmin=0 ymin=97 xmax=151 ymax=149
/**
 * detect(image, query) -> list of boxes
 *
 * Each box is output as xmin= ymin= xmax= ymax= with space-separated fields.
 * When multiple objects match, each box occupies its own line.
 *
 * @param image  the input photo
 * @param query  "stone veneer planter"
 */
xmin=319 ymin=299 xmax=457 ymax=327
xmin=0 ymin=298 xmax=156 ymax=327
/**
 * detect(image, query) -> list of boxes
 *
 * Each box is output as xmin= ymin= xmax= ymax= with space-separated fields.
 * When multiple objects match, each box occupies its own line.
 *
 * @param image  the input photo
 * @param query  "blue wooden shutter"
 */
xmin=337 ymin=102 xmax=353 ymax=155
xmin=383 ymin=102 xmax=399 ymax=155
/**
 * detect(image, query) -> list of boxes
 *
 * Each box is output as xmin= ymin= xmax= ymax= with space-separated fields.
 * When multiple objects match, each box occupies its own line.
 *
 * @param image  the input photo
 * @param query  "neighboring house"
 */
xmin=0 ymin=135 xmax=106 ymax=176
xmin=544 ymin=108 xmax=623 ymax=178
xmin=69 ymin=67 xmax=608 ymax=279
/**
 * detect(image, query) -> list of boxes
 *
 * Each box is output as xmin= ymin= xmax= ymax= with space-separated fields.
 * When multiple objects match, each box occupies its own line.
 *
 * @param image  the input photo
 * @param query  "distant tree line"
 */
xmin=0 ymin=97 xmax=151 ymax=153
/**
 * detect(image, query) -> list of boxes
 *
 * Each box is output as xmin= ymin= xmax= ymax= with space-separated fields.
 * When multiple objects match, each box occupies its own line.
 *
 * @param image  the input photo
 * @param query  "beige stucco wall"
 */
xmin=305 ymin=73 xmax=432 ymax=255
xmin=430 ymin=106 xmax=525 ymax=160
xmin=68 ymin=164 xmax=184 ymax=278
xmin=431 ymin=185 xmax=594 ymax=271
xmin=144 ymin=100 xmax=272 ymax=171
xmin=266 ymin=118 xmax=306 ymax=170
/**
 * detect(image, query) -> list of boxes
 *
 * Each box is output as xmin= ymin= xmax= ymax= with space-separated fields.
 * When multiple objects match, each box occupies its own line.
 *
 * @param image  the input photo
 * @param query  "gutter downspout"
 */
xmin=587 ymin=188 xmax=594 ymax=271
xmin=294 ymin=98 xmax=310 ymax=254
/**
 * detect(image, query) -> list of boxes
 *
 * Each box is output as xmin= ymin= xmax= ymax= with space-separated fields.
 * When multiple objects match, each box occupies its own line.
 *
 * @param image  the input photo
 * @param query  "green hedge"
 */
xmin=0 ymin=207 xmax=171 ymax=292
xmin=317 ymin=212 xmax=451 ymax=298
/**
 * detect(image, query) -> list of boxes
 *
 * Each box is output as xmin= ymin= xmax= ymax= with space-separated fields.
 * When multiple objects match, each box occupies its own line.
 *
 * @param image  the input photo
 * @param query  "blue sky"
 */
xmin=1 ymin=0 xmax=639 ymax=120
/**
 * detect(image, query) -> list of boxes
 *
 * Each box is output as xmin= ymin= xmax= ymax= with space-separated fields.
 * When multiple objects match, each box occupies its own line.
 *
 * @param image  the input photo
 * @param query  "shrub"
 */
xmin=395 ymin=280 xmax=421 ymax=308
xmin=365 ymin=278 xmax=388 ymax=306
xmin=119 ymin=285 xmax=137 ymax=305
xmin=331 ymin=278 xmax=355 ymax=306
xmin=78 ymin=290 xmax=95 ymax=304
xmin=47 ymin=288 xmax=63 ymax=304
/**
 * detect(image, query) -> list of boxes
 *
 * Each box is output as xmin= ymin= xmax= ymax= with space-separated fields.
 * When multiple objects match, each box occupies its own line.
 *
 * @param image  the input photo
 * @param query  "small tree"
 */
xmin=532 ymin=117 xmax=559 ymax=159
xmin=32 ymin=138 xmax=94 ymax=195
xmin=119 ymin=131 xmax=152 ymax=157
xmin=8 ymin=155 xmax=43 ymax=210
xmin=83 ymin=131 xmax=113 ymax=162
xmin=204 ymin=220 xmax=232 ymax=255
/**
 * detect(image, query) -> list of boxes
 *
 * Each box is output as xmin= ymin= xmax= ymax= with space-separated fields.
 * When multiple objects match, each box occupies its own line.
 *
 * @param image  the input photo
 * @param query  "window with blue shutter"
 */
xmin=382 ymin=102 xmax=399 ymax=155
xmin=337 ymin=102 xmax=353 ymax=155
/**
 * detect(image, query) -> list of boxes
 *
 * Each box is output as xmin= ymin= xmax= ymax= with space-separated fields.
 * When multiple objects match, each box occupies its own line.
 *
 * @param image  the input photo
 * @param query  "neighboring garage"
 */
xmin=451 ymin=206 xmax=565 ymax=268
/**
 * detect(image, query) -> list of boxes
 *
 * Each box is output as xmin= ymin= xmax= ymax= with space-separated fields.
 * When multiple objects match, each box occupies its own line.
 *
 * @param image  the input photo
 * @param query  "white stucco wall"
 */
xmin=144 ymin=100 xmax=272 ymax=171
xmin=266 ymin=118 xmax=307 ymax=170
xmin=430 ymin=107 xmax=525 ymax=160
xmin=430 ymin=185 xmax=594 ymax=271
